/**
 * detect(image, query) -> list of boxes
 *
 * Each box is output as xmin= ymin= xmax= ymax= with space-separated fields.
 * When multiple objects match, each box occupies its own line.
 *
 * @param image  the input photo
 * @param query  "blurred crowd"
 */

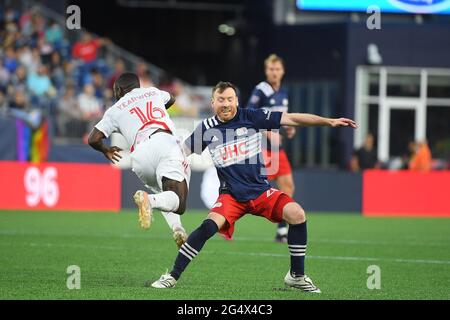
xmin=350 ymin=133 xmax=448 ymax=171
xmin=0 ymin=5 xmax=202 ymax=142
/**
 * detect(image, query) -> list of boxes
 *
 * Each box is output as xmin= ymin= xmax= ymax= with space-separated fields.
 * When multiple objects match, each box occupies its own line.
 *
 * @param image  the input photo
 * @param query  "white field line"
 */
xmin=1 ymin=229 xmax=449 ymax=247
xmin=1 ymin=240 xmax=450 ymax=266
xmin=224 ymin=251 xmax=450 ymax=265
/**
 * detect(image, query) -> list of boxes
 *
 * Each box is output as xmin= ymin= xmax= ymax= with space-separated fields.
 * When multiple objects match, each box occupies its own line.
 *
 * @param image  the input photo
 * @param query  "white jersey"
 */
xmin=95 ymin=87 xmax=176 ymax=151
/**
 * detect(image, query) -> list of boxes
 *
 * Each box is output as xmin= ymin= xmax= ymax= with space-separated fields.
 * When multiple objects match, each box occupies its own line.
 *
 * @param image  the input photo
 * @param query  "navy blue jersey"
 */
xmin=246 ymin=81 xmax=289 ymax=149
xmin=185 ymin=108 xmax=282 ymax=202
xmin=246 ymin=81 xmax=289 ymax=113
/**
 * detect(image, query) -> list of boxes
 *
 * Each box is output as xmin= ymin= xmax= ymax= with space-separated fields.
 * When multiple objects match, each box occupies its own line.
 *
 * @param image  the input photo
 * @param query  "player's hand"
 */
xmin=284 ymin=126 xmax=296 ymax=139
xmin=103 ymin=146 xmax=123 ymax=164
xmin=330 ymin=118 xmax=357 ymax=129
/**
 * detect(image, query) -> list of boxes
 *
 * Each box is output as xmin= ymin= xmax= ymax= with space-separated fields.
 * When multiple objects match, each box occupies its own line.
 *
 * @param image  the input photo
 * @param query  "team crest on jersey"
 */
xmin=270 ymin=98 xmax=276 ymax=105
xmin=236 ymin=127 xmax=248 ymax=136
xmin=283 ymin=98 xmax=288 ymax=106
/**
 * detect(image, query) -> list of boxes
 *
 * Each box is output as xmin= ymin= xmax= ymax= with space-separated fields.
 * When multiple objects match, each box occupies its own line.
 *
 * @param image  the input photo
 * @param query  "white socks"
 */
xmin=148 ymin=191 xmax=180 ymax=213
xmin=161 ymin=211 xmax=183 ymax=232
xmin=148 ymin=191 xmax=184 ymax=232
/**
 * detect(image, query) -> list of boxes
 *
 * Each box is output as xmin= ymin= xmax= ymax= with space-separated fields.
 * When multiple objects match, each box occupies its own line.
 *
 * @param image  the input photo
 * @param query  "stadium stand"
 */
xmin=0 ymin=2 xmax=211 ymax=163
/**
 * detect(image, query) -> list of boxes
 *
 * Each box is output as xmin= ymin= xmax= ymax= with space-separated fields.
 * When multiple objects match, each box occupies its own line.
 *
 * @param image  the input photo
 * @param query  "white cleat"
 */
xmin=133 ymin=190 xmax=153 ymax=229
xmin=284 ymin=271 xmax=321 ymax=293
xmin=173 ymin=228 xmax=188 ymax=249
xmin=151 ymin=273 xmax=177 ymax=288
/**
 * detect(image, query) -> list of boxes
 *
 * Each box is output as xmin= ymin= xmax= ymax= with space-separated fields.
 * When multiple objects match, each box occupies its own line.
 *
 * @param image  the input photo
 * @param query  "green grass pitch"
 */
xmin=0 ymin=210 xmax=449 ymax=300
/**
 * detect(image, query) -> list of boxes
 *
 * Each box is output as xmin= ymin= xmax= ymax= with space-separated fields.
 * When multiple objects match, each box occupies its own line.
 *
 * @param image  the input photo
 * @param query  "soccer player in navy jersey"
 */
xmin=151 ymin=81 xmax=356 ymax=292
xmin=246 ymin=54 xmax=296 ymax=243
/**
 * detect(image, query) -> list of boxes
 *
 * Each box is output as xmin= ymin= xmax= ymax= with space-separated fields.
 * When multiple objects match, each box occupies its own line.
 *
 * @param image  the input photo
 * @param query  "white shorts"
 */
xmin=130 ymin=132 xmax=191 ymax=192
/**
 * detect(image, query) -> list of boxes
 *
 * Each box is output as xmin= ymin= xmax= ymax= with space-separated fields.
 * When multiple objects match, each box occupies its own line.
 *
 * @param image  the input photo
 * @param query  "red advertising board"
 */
xmin=363 ymin=170 xmax=450 ymax=217
xmin=0 ymin=161 xmax=121 ymax=211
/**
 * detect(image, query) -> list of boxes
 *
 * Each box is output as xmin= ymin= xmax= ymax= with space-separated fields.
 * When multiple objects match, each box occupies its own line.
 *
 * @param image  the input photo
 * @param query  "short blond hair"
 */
xmin=264 ymin=54 xmax=285 ymax=69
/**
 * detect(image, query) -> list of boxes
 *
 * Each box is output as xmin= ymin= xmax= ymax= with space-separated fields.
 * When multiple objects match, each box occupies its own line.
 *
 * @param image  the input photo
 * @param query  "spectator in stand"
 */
xmin=49 ymin=51 xmax=64 ymax=90
xmin=27 ymin=64 xmax=52 ymax=98
xmin=1 ymin=7 xmax=20 ymax=25
xmin=409 ymin=141 xmax=432 ymax=172
xmin=107 ymin=58 xmax=125 ymax=89
xmin=78 ymin=83 xmax=103 ymax=138
xmin=85 ymin=68 xmax=104 ymax=99
xmin=102 ymin=87 xmax=114 ymax=109
xmin=135 ymin=60 xmax=148 ymax=79
xmin=57 ymin=85 xmax=84 ymax=137
xmin=37 ymin=37 xmax=53 ymax=65
xmin=26 ymin=47 xmax=41 ymax=74
xmin=139 ymin=69 xmax=154 ymax=88
xmin=72 ymin=32 xmax=111 ymax=67
xmin=44 ymin=20 xmax=63 ymax=50
xmin=0 ymin=63 xmax=11 ymax=89
xmin=26 ymin=64 xmax=57 ymax=118
xmin=2 ymin=22 xmax=20 ymax=48
xmin=72 ymin=32 xmax=111 ymax=86
xmin=350 ymin=133 xmax=380 ymax=171
xmin=7 ymin=88 xmax=42 ymax=129
xmin=17 ymin=44 xmax=33 ymax=70
xmin=9 ymin=89 xmax=29 ymax=110
xmin=166 ymin=79 xmax=199 ymax=117
xmin=29 ymin=10 xmax=46 ymax=48
xmin=9 ymin=64 xmax=27 ymax=92
xmin=61 ymin=60 xmax=78 ymax=89
xmin=18 ymin=7 xmax=33 ymax=37
xmin=3 ymin=46 xmax=18 ymax=73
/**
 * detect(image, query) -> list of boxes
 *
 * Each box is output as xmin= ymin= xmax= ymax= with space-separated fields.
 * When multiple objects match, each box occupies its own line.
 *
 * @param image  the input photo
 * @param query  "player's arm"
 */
xmin=87 ymin=127 xmax=122 ymax=164
xmin=280 ymin=112 xmax=357 ymax=128
xmin=183 ymin=121 xmax=207 ymax=157
xmin=182 ymin=144 xmax=192 ymax=157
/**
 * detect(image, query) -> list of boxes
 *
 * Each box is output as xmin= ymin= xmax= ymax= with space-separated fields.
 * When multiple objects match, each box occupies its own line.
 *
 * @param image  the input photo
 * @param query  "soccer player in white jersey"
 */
xmin=88 ymin=73 xmax=190 ymax=248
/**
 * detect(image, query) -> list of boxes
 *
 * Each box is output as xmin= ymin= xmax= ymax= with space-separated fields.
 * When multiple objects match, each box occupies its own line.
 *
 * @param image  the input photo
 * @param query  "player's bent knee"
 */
xmin=175 ymin=197 xmax=187 ymax=215
xmin=282 ymin=203 xmax=306 ymax=224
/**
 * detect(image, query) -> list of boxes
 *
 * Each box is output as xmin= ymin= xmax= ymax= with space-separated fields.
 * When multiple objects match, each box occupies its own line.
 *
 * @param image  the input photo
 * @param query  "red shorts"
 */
xmin=210 ymin=188 xmax=295 ymax=239
xmin=262 ymin=149 xmax=292 ymax=181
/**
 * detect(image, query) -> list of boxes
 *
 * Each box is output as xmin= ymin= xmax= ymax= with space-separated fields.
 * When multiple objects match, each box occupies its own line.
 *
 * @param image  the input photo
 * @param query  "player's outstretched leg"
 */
xmin=151 ymin=213 xmax=224 ymax=288
xmin=274 ymin=174 xmax=294 ymax=243
xmin=161 ymin=211 xmax=188 ymax=249
xmin=282 ymin=202 xmax=321 ymax=293
xmin=134 ymin=177 xmax=188 ymax=230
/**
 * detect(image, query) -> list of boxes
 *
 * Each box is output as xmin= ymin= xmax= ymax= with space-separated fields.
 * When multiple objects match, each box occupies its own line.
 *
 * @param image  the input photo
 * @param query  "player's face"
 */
xmin=265 ymin=61 xmax=285 ymax=85
xmin=212 ymin=88 xmax=238 ymax=122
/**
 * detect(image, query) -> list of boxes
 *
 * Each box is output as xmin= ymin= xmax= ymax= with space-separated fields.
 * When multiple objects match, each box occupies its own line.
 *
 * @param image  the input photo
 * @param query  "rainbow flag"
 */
xmin=16 ymin=119 xmax=49 ymax=163
xmin=16 ymin=119 xmax=31 ymax=162
xmin=30 ymin=120 xmax=49 ymax=163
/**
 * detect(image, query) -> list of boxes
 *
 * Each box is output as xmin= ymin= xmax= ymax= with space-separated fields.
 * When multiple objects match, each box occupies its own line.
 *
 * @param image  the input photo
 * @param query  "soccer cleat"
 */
xmin=133 ymin=190 xmax=153 ymax=229
xmin=151 ymin=272 xmax=177 ymax=288
xmin=173 ymin=228 xmax=188 ymax=249
xmin=284 ymin=271 xmax=321 ymax=293
xmin=274 ymin=233 xmax=288 ymax=243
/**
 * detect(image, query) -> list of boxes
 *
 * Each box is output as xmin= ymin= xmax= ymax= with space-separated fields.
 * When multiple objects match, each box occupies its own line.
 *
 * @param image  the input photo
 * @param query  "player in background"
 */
xmin=246 ymin=54 xmax=296 ymax=243
xmin=87 ymin=72 xmax=190 ymax=249
xmin=151 ymin=81 xmax=357 ymax=291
